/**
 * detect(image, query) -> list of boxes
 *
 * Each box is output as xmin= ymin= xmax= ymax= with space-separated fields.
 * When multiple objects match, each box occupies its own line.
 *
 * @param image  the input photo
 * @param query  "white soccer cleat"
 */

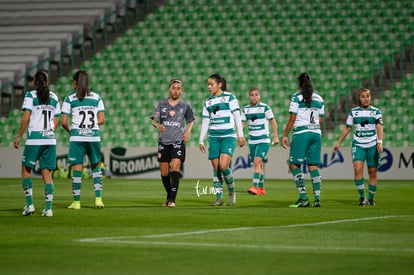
xmin=22 ymin=205 xmax=35 ymax=216
xmin=41 ymin=209 xmax=53 ymax=217
xmin=211 ymin=198 xmax=225 ymax=206
xmin=228 ymin=192 xmax=236 ymax=206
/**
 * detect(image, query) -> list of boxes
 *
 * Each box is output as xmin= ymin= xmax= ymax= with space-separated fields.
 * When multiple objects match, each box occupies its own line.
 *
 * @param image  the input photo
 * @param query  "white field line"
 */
xmin=76 ymin=215 xmax=414 ymax=254
xmin=139 ymin=215 xmax=402 ymax=239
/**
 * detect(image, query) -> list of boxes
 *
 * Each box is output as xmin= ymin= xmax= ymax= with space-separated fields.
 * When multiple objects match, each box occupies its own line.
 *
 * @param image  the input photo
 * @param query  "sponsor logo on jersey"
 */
xmin=78 ymin=129 xmax=93 ymax=136
xmin=42 ymin=130 xmax=55 ymax=138
xmin=164 ymin=121 xmax=180 ymax=127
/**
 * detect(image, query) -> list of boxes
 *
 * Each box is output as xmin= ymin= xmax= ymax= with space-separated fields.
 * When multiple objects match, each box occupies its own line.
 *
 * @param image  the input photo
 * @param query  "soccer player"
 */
xmin=242 ymin=88 xmax=279 ymax=195
xmin=61 ymin=70 xmax=105 ymax=210
xmin=151 ymin=79 xmax=195 ymax=208
xmin=334 ymin=88 xmax=384 ymax=206
xmin=199 ymin=74 xmax=245 ymax=206
xmin=281 ymin=73 xmax=324 ymax=207
xmin=14 ymin=71 xmax=61 ymax=217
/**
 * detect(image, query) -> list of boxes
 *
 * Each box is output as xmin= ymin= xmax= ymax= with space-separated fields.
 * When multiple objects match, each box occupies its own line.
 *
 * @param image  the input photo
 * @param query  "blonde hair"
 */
xmin=358 ymin=88 xmax=371 ymax=106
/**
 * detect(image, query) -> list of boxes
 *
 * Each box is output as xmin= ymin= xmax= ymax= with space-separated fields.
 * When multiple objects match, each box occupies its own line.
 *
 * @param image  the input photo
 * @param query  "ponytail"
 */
xmin=298 ymin=72 xmax=313 ymax=108
xmin=35 ymin=71 xmax=50 ymax=105
xmin=73 ymin=70 xmax=90 ymax=101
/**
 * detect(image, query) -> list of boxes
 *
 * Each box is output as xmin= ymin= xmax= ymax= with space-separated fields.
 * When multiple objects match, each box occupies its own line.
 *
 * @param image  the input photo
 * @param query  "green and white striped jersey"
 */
xmin=202 ymin=91 xmax=240 ymax=138
xmin=62 ymin=91 xmax=104 ymax=142
xmin=22 ymin=90 xmax=61 ymax=146
xmin=346 ymin=105 xmax=383 ymax=148
xmin=241 ymin=102 xmax=274 ymax=144
xmin=288 ymin=92 xmax=324 ymax=135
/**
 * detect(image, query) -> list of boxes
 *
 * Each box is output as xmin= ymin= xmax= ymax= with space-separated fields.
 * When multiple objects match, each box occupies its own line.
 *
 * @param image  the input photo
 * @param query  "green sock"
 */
xmin=22 ymin=178 xmax=33 ymax=206
xmin=213 ymin=171 xmax=223 ymax=199
xmin=222 ymin=168 xmax=234 ymax=193
xmin=258 ymin=173 xmax=265 ymax=188
xmin=72 ymin=170 xmax=82 ymax=201
xmin=252 ymin=172 xmax=260 ymax=187
xmin=92 ymin=167 xmax=103 ymax=198
xmin=310 ymin=169 xmax=321 ymax=201
xmin=355 ymin=178 xmax=365 ymax=199
xmin=292 ymin=168 xmax=308 ymax=200
xmin=368 ymin=184 xmax=377 ymax=200
xmin=44 ymin=184 xmax=54 ymax=210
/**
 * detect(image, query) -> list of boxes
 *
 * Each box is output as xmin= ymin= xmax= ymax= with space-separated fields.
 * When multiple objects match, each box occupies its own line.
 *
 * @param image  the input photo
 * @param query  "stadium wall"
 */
xmin=0 ymin=146 xmax=413 ymax=180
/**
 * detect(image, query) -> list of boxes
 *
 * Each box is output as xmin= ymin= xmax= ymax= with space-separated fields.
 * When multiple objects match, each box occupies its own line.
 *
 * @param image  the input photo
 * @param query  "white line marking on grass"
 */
xmin=139 ymin=215 xmax=403 ymax=238
xmin=76 ymin=215 xmax=414 ymax=254
xmin=77 ymin=215 xmax=409 ymax=245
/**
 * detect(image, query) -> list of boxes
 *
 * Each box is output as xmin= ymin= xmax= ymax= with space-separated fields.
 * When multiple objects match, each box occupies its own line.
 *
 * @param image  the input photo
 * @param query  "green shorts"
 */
xmin=68 ymin=141 xmax=101 ymax=165
xmin=352 ymin=143 xmax=380 ymax=168
xmin=22 ymin=144 xmax=56 ymax=170
xmin=248 ymin=143 xmax=270 ymax=162
xmin=289 ymin=132 xmax=321 ymax=165
xmin=207 ymin=136 xmax=236 ymax=160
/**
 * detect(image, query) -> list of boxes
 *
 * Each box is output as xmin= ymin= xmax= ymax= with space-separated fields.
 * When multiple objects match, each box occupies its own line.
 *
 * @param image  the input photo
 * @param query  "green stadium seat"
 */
xmin=5 ymin=0 xmax=407 ymax=148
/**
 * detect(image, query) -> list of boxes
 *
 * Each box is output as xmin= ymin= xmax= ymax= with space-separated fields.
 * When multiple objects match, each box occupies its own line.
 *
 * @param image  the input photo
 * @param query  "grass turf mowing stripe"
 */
xmin=137 ymin=215 xmax=405 ymax=238
xmin=77 ymin=215 xmax=412 ymax=255
xmin=76 ymin=239 xmax=414 ymax=254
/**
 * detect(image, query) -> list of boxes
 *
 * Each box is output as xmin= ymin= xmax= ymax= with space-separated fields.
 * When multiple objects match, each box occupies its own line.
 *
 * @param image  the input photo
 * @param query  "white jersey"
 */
xmin=346 ymin=105 xmax=383 ymax=148
xmin=242 ymin=102 xmax=274 ymax=144
xmin=288 ymin=91 xmax=324 ymax=135
xmin=201 ymin=91 xmax=241 ymax=138
xmin=22 ymin=90 xmax=61 ymax=146
xmin=61 ymin=91 xmax=104 ymax=142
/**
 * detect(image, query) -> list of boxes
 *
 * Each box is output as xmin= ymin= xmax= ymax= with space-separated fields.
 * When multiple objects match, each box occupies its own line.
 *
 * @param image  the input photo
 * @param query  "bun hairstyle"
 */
xmin=208 ymin=73 xmax=227 ymax=91
xmin=73 ymin=70 xmax=90 ymax=101
xmin=357 ymin=87 xmax=370 ymax=106
xmin=169 ymin=79 xmax=183 ymax=88
xmin=34 ymin=70 xmax=50 ymax=105
xmin=298 ymin=72 xmax=313 ymax=108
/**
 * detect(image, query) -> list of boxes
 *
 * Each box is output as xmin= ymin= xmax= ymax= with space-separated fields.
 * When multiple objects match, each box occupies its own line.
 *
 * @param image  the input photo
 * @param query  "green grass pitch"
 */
xmin=0 ymin=177 xmax=413 ymax=275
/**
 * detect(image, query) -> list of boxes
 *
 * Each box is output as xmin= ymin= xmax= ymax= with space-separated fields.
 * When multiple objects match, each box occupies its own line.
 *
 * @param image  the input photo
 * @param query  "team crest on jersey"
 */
xmin=169 ymin=110 xmax=175 ymax=117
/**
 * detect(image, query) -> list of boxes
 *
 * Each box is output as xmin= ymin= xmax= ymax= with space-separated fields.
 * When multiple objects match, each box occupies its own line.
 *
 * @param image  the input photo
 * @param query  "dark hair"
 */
xmin=73 ymin=70 xmax=90 ymax=101
xmin=168 ymin=79 xmax=183 ymax=88
xmin=35 ymin=71 xmax=50 ymax=105
xmin=208 ymin=73 xmax=227 ymax=91
xmin=298 ymin=72 xmax=313 ymax=107
xmin=221 ymin=76 xmax=227 ymax=91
